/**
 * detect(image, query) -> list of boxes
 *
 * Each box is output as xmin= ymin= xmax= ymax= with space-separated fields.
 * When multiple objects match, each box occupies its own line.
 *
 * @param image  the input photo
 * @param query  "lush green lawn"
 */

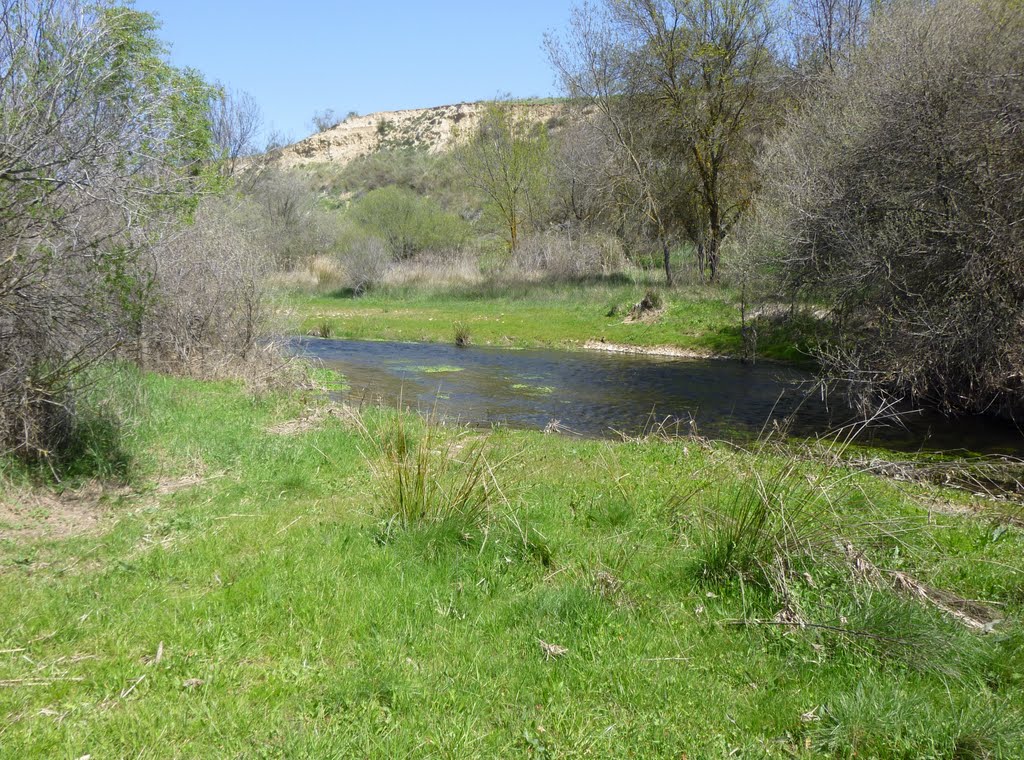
xmin=286 ymin=280 xmax=760 ymax=357
xmin=1 ymin=373 xmax=1021 ymax=757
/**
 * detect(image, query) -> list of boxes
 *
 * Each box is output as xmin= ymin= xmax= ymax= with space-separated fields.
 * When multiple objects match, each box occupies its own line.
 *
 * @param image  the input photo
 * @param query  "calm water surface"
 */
xmin=293 ymin=338 xmax=1024 ymax=455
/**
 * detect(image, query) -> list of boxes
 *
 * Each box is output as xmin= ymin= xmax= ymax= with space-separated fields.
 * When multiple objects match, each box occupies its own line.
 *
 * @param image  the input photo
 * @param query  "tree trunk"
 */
xmin=707 ymin=234 xmax=721 ymax=283
xmin=662 ymin=239 xmax=674 ymax=287
xmin=708 ymin=196 xmax=723 ymax=282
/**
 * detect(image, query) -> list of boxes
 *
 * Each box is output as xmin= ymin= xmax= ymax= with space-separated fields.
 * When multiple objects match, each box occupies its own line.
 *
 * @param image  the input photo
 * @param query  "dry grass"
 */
xmin=266 ymin=256 xmax=346 ymax=293
xmin=0 ymin=482 xmax=124 ymax=543
xmin=381 ymin=253 xmax=483 ymax=289
xmin=265 ymin=404 xmax=362 ymax=437
xmin=309 ymin=255 xmax=345 ymax=290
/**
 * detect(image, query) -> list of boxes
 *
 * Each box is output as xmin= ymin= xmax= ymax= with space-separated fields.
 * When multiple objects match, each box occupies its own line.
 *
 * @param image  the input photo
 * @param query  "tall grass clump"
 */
xmin=360 ymin=411 xmax=495 ymax=536
xmin=835 ymin=590 xmax=990 ymax=679
xmin=5 ymin=363 xmax=144 ymax=484
xmin=689 ymin=457 xmax=839 ymax=593
xmin=453 ymin=322 xmax=472 ymax=347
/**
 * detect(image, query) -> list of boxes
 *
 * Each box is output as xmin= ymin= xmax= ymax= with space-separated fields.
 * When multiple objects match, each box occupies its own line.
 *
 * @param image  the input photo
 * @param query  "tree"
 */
xmin=547 ymin=4 xmax=682 ymax=283
xmin=209 ymin=86 xmax=263 ymax=176
xmin=350 ymin=186 xmax=469 ymax=259
xmin=458 ymin=101 xmax=551 ymax=252
xmin=0 ymin=0 xmax=218 ymax=459
xmin=548 ymin=0 xmax=778 ymax=282
xmin=788 ymin=0 xmax=871 ymax=75
xmin=757 ymin=0 xmax=1024 ymax=415
xmin=310 ymin=108 xmax=339 ymax=133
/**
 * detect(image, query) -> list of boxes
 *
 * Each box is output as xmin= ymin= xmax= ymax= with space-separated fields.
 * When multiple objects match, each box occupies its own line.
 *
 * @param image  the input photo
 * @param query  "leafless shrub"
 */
xmin=0 ymin=1 xmax=215 ymax=462
xmin=756 ymin=0 xmax=1024 ymax=416
xmin=508 ymin=232 xmax=626 ymax=280
xmin=140 ymin=198 xmax=273 ymax=372
xmin=247 ymin=169 xmax=344 ymax=268
xmin=337 ymin=237 xmax=393 ymax=295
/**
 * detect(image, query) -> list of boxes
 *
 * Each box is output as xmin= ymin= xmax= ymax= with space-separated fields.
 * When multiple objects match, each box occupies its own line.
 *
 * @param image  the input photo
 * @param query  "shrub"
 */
xmin=756 ymin=0 xmax=1024 ymax=415
xmin=248 ymin=169 xmax=345 ymax=268
xmin=329 ymin=149 xmax=465 ymax=199
xmin=141 ymin=198 xmax=273 ymax=371
xmin=0 ymin=3 xmax=218 ymax=462
xmin=337 ymin=236 xmax=392 ymax=296
xmin=349 ymin=186 xmax=469 ymax=260
xmin=510 ymin=232 xmax=626 ymax=280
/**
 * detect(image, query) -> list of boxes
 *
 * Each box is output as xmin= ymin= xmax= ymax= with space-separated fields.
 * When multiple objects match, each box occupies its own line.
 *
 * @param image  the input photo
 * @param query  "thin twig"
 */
xmin=275 ymin=516 xmax=304 ymax=535
xmin=119 ymin=675 xmax=145 ymax=699
xmin=724 ymin=618 xmax=909 ymax=644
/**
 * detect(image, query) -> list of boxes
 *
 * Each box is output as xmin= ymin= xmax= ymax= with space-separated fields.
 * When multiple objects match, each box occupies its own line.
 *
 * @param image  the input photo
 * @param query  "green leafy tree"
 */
xmin=548 ymin=0 xmax=777 ymax=282
xmin=458 ymin=102 xmax=552 ymax=252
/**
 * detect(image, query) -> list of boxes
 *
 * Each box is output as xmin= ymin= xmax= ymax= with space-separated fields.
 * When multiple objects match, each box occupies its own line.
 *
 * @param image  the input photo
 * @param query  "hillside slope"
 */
xmin=273 ymin=101 xmax=564 ymax=169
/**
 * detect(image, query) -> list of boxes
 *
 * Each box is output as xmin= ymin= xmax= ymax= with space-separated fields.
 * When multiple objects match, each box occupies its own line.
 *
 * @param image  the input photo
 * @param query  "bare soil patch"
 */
xmin=0 ymin=482 xmax=129 ymax=542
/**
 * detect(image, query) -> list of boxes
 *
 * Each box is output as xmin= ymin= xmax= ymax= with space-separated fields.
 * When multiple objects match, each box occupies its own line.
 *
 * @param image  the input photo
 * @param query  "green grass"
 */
xmin=1 ymin=372 xmax=1022 ymax=756
xmin=288 ymin=279 xmax=765 ymax=357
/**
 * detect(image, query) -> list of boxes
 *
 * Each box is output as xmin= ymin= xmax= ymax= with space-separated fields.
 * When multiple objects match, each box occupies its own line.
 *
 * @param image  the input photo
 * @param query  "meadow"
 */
xmin=1 ymin=368 xmax=1021 ymax=757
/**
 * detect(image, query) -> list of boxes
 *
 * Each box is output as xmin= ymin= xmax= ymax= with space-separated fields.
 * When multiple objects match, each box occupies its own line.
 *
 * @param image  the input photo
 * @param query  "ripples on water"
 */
xmin=294 ymin=338 xmax=1024 ymax=456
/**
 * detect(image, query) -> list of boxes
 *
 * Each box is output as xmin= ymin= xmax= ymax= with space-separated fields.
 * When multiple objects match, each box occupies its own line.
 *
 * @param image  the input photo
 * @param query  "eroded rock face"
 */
xmin=272 ymin=101 xmax=564 ymax=168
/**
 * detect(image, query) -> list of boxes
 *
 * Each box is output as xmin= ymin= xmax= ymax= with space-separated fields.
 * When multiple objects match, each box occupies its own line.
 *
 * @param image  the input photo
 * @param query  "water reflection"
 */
xmin=293 ymin=338 xmax=1024 ymax=455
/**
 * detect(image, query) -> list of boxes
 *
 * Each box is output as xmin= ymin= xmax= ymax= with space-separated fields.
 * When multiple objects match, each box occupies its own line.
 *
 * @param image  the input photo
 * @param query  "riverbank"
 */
xmin=1 ymin=369 xmax=1022 ymax=756
xmin=283 ymin=280 xmax=817 ymax=364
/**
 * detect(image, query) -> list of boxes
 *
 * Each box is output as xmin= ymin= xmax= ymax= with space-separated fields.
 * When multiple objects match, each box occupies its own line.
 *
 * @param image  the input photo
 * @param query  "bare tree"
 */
xmin=210 ymin=86 xmax=263 ymax=176
xmin=546 ymin=5 xmax=683 ymax=283
xmin=758 ymin=0 xmax=1024 ymax=415
xmin=310 ymin=108 xmax=339 ymax=133
xmin=789 ymin=0 xmax=871 ymax=75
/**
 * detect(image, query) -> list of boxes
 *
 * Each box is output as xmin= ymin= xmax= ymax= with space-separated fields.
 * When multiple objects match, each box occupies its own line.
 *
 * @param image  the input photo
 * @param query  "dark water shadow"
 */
xmin=292 ymin=337 xmax=1024 ymax=456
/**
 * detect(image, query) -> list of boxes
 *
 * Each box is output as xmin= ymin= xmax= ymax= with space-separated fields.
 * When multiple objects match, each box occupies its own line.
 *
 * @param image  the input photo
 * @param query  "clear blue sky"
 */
xmin=139 ymin=1 xmax=577 ymax=144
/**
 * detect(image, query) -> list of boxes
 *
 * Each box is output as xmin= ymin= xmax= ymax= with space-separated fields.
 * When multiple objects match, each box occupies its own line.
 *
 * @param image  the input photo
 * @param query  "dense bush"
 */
xmin=141 ymin=199 xmax=273 ymax=370
xmin=316 ymin=149 xmax=470 ymax=210
xmin=248 ymin=169 xmax=345 ymax=268
xmin=756 ymin=0 xmax=1024 ymax=415
xmin=0 ymin=1 xmax=218 ymax=462
xmin=349 ymin=186 xmax=469 ymax=259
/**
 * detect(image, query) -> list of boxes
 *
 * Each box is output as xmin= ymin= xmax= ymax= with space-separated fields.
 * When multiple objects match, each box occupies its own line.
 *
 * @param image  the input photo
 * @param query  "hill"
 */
xmin=272 ymin=100 xmax=565 ymax=169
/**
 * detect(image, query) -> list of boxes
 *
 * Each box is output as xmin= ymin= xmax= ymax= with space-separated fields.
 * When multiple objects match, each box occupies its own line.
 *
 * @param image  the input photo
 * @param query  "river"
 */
xmin=294 ymin=337 xmax=1024 ymax=456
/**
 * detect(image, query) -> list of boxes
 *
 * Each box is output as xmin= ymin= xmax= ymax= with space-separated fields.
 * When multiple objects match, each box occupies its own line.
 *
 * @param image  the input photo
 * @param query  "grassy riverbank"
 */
xmin=284 ymin=279 xmax=816 ymax=363
xmin=2 ymin=370 xmax=1022 ymax=757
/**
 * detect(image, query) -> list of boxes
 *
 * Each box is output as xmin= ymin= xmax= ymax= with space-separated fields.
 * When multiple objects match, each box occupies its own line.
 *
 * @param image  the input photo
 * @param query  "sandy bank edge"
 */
xmin=582 ymin=339 xmax=728 ymax=360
